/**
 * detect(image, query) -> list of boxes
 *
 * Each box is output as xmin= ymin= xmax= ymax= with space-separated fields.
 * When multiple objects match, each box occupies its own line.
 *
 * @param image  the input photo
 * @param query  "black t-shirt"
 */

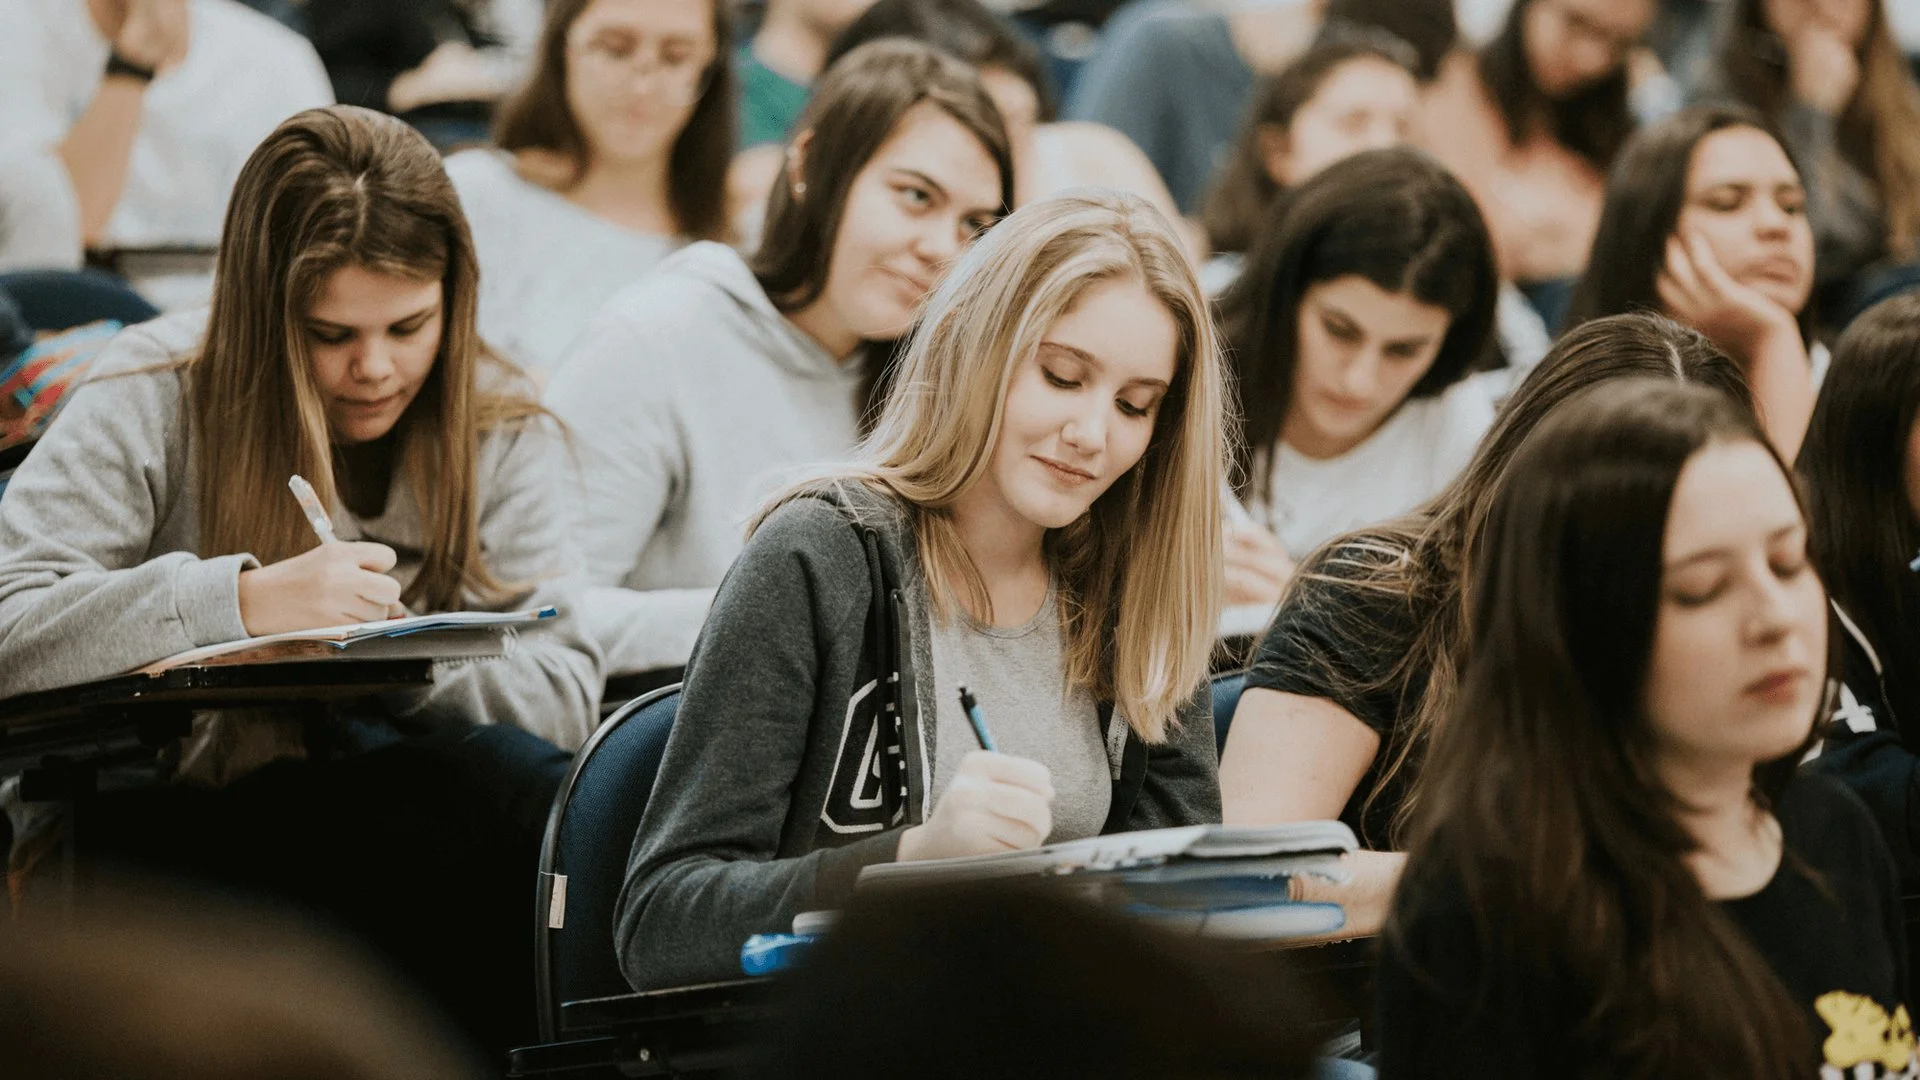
xmin=1377 ymin=772 xmax=1915 ymax=1078
xmin=1245 ymin=538 xmax=1434 ymax=848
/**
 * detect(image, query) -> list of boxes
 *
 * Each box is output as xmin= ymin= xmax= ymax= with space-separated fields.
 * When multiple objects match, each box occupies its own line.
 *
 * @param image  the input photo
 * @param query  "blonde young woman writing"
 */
xmin=615 ymin=192 xmax=1228 ymax=991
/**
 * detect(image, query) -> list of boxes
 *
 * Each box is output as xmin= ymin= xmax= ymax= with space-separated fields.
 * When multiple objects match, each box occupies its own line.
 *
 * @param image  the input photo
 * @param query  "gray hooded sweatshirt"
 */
xmin=545 ymin=242 xmax=866 ymax=677
xmin=0 ymin=310 xmax=606 ymax=752
xmin=615 ymin=483 xmax=1223 ymax=990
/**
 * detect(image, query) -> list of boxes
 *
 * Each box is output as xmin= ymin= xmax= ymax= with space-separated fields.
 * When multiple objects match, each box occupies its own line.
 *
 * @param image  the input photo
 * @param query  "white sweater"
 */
xmin=546 ymin=242 xmax=866 ymax=676
xmin=446 ymin=149 xmax=678 ymax=376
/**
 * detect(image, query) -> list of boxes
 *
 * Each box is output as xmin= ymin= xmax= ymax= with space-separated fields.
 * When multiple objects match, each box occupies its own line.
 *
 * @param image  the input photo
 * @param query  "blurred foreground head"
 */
xmin=0 ymin=880 xmax=483 ymax=1080
xmin=747 ymin=882 xmax=1323 ymax=1080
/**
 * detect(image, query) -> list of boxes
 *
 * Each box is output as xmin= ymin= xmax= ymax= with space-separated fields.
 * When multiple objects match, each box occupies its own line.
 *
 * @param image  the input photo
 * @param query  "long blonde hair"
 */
xmin=188 ymin=105 xmax=540 ymax=611
xmin=761 ymin=192 xmax=1227 ymax=743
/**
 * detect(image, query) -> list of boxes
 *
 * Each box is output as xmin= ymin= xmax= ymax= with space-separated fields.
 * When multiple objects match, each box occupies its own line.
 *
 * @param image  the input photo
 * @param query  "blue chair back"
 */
xmin=533 ymin=685 xmax=679 ymax=1040
xmin=1211 ymin=672 xmax=1246 ymax=757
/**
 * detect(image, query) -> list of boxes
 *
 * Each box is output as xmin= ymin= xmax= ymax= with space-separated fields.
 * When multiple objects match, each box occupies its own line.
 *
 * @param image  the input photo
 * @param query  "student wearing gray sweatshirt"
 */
xmin=616 ymin=193 xmax=1230 ymax=991
xmin=547 ymin=40 xmax=1013 ymax=679
xmin=0 ymin=107 xmax=598 ymax=1056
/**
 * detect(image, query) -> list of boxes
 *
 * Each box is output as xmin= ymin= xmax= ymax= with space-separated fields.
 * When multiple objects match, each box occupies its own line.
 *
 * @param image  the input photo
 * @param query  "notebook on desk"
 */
xmin=854 ymin=821 xmax=1358 ymax=941
xmin=857 ymin=820 xmax=1357 ymax=887
xmin=134 ymin=607 xmax=557 ymax=673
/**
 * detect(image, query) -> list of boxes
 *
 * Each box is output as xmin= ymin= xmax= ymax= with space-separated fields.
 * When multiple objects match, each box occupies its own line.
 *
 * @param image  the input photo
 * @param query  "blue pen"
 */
xmin=957 ymin=685 xmax=998 ymax=752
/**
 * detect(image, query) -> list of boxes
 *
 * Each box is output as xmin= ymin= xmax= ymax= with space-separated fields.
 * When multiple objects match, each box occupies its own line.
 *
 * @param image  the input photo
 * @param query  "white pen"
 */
xmin=287 ymin=474 xmax=339 ymax=545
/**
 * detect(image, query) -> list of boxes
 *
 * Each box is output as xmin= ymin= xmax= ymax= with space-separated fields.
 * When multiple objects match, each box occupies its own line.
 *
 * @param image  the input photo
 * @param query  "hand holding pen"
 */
xmin=233 ymin=474 xmax=405 ymax=636
xmin=1221 ymin=486 xmax=1294 ymax=607
xmin=896 ymin=686 xmax=1056 ymax=863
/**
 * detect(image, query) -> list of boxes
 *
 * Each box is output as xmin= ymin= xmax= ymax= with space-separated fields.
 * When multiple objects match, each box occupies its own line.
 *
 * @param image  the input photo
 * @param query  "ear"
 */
xmin=1255 ymin=123 xmax=1293 ymax=188
xmin=786 ymin=129 xmax=815 ymax=199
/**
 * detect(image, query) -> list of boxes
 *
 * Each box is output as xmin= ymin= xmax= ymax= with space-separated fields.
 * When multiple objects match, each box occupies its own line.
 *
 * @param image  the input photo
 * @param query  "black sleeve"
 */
xmin=1245 ymin=540 xmax=1420 ymax=740
xmin=1806 ymin=723 xmax=1920 ymax=884
xmin=1375 ymin=876 xmax=1557 ymax=1079
xmin=1812 ymin=771 xmax=1913 ymax=1005
xmin=1124 ymin=684 xmax=1224 ymax=830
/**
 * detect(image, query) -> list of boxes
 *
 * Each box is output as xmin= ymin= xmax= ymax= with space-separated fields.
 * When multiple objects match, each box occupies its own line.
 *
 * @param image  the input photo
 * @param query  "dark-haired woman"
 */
xmin=1569 ymin=104 xmax=1818 ymax=456
xmin=1221 ymin=314 xmax=1769 ymax=936
xmin=1702 ymin=0 xmax=1920 ymax=324
xmin=446 ymin=0 xmax=734 ymax=375
xmin=1420 ymin=0 xmax=1653 ymax=315
xmin=1798 ymin=293 xmax=1920 ymax=887
xmin=1215 ymin=148 xmax=1500 ymax=608
xmin=547 ymin=40 xmax=1009 ymax=677
xmin=1379 ymin=377 xmax=1910 ymax=1078
xmin=1202 ymin=35 xmax=1420 ymax=259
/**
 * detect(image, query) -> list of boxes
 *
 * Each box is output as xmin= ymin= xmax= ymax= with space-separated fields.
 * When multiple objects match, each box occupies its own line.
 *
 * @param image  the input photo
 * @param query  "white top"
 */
xmin=0 ymin=144 xmax=81 ymax=271
xmin=545 ymin=242 xmax=865 ymax=676
xmin=445 ymin=148 xmax=680 ymax=375
xmin=1249 ymin=370 xmax=1510 ymax=559
xmin=0 ymin=0 xmax=333 ymax=254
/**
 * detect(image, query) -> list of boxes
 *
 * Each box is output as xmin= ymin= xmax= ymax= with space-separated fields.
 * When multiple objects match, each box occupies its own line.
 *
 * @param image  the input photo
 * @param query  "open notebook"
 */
xmin=134 ymin=607 xmax=557 ymax=673
xmin=858 ymin=821 xmax=1356 ymax=886
xmin=856 ymin=821 xmax=1359 ymax=941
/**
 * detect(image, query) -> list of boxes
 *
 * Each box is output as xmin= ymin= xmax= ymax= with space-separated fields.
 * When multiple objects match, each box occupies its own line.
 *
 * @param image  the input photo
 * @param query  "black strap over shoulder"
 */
xmin=856 ymin=525 xmax=911 ymax=822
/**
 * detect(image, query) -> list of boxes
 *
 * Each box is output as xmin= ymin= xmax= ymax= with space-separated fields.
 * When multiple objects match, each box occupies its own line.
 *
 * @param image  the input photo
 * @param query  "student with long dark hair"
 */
xmin=1420 ymin=0 xmax=1654 ymax=309
xmin=1378 ymin=378 xmax=1910 ymax=1077
xmin=1797 ymin=292 xmax=1920 ymax=884
xmin=1703 ymin=0 xmax=1920 ymax=322
xmin=547 ymin=40 xmax=1010 ymax=678
xmin=0 ymin=105 xmax=600 ymax=1053
xmin=616 ymin=192 xmax=1226 ymax=990
xmin=447 ymin=0 xmax=735 ymax=374
xmin=1220 ymin=314 xmax=1765 ymax=935
xmin=1202 ymin=34 xmax=1421 ymax=259
xmin=1568 ymin=104 xmax=1818 ymax=455
xmin=1064 ymin=0 xmax=1456 ymax=216
xmin=1215 ymin=147 xmax=1498 ymax=607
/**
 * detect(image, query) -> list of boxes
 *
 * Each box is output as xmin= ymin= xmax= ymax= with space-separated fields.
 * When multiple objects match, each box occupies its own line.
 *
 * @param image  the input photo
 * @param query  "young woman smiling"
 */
xmin=547 ymin=40 xmax=1011 ymax=680
xmin=614 ymin=191 xmax=1227 ymax=991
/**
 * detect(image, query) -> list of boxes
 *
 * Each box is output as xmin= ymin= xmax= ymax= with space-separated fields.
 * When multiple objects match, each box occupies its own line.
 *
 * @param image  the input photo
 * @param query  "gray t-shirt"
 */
xmin=927 ymin=588 xmax=1111 ymax=843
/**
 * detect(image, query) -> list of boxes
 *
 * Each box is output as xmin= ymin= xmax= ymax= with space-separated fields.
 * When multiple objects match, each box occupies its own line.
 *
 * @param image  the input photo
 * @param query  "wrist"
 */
xmin=104 ymin=48 xmax=159 ymax=84
xmin=1744 ymin=310 xmax=1803 ymax=354
xmin=895 ymin=824 xmax=925 ymax=862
